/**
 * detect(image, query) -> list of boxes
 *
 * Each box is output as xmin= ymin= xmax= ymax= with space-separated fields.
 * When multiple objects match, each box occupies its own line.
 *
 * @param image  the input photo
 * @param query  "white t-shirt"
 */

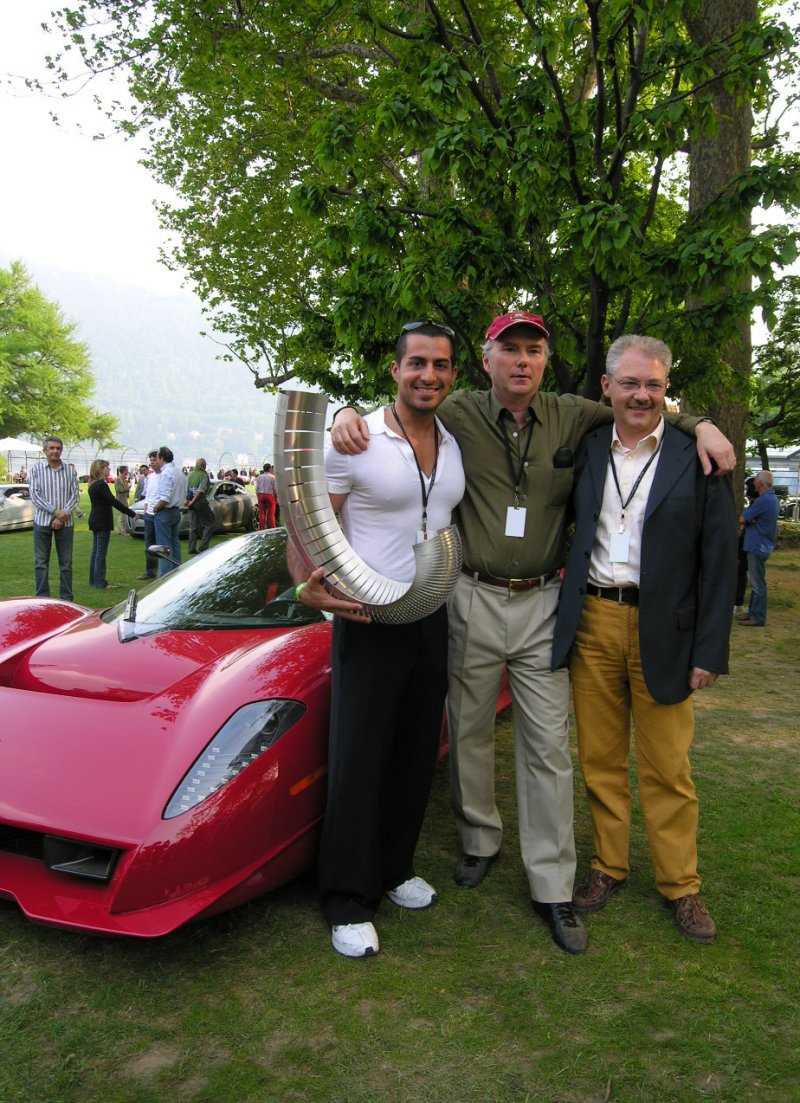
xmin=325 ymin=407 xmax=465 ymax=581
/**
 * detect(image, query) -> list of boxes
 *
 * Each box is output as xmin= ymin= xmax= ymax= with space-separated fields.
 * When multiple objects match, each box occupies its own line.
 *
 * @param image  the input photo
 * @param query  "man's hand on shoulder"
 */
xmin=331 ymin=408 xmax=371 ymax=455
xmin=695 ymin=421 xmax=735 ymax=476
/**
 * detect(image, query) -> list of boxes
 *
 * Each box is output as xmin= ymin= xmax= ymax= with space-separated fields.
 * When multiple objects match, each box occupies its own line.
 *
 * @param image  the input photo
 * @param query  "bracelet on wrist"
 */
xmin=295 ymin=581 xmax=308 ymax=600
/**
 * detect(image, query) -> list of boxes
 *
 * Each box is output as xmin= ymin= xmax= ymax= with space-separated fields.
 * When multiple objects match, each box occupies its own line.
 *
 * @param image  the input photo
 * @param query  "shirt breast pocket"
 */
xmin=542 ymin=467 xmax=575 ymax=509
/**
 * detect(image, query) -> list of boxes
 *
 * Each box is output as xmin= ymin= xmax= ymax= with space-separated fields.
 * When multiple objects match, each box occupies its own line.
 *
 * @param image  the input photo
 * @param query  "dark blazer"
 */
xmin=88 ymin=478 xmax=135 ymax=532
xmin=551 ymin=422 xmax=738 ymax=705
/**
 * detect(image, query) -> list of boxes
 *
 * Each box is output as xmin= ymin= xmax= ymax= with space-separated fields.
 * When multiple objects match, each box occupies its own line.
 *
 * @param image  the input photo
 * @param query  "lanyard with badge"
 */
xmin=606 ymin=436 xmax=663 ymax=562
xmin=501 ymin=415 xmax=533 ymax=538
xmin=391 ymin=403 xmax=439 ymax=542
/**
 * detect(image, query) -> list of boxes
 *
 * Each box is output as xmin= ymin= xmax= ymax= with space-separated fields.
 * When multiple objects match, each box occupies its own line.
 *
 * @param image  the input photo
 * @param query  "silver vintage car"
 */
xmin=0 ymin=484 xmax=34 ymax=533
xmin=126 ymin=479 xmax=258 ymax=537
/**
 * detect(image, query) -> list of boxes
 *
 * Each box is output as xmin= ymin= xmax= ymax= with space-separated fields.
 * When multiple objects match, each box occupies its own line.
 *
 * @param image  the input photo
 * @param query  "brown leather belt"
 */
xmin=587 ymin=583 xmax=639 ymax=606
xmin=462 ymin=567 xmax=559 ymax=591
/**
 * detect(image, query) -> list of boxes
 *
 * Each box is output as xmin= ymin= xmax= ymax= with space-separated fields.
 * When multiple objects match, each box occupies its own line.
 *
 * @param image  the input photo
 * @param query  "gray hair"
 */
xmin=42 ymin=435 xmax=64 ymax=448
xmin=606 ymin=335 xmax=672 ymax=378
xmin=755 ymin=470 xmax=773 ymax=489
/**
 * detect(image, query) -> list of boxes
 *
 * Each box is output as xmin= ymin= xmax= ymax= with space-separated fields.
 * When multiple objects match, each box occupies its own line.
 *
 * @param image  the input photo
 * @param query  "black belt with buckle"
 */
xmin=462 ymin=567 xmax=559 ymax=591
xmin=586 ymin=583 xmax=639 ymax=606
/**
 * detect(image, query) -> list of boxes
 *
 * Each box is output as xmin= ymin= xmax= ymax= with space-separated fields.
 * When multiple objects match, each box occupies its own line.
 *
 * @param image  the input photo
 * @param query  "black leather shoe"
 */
xmin=532 ymin=900 xmax=588 ymax=955
xmin=453 ymin=853 xmax=497 ymax=888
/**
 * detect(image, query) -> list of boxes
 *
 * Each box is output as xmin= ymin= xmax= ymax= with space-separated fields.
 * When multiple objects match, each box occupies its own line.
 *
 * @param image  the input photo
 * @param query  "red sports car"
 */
xmin=0 ymin=530 xmax=509 ymax=938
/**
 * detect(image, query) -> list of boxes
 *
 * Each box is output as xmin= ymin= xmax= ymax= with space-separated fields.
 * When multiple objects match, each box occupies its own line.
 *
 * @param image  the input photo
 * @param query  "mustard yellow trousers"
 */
xmin=570 ymin=595 xmax=701 ymax=899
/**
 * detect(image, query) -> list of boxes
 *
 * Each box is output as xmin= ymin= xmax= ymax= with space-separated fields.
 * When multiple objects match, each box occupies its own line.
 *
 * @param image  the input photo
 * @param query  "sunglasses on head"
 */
xmin=402 ymin=318 xmax=456 ymax=338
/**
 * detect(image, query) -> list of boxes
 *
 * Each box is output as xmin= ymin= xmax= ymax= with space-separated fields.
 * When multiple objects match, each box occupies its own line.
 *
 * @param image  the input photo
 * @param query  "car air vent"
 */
xmin=42 ymin=836 xmax=120 ymax=883
xmin=0 ymin=824 xmax=45 ymax=860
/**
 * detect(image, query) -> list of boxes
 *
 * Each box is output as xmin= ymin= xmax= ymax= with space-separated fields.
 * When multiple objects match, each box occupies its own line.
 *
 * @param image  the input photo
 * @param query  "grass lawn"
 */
xmin=0 ymin=507 xmax=798 ymax=1103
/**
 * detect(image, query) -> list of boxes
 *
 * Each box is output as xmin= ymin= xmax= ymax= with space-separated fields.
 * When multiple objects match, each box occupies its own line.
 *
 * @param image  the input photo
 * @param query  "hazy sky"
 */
xmin=0 ymin=1 xmax=185 ymax=293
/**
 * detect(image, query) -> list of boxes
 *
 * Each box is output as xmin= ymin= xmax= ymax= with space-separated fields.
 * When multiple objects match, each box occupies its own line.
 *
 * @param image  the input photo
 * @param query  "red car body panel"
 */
xmin=0 ymin=534 xmax=511 ymax=939
xmin=0 ymin=596 xmax=333 ymax=936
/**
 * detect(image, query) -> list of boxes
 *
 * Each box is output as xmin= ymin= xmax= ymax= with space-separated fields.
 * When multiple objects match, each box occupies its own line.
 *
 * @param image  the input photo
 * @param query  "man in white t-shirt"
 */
xmin=297 ymin=320 xmax=465 ymax=958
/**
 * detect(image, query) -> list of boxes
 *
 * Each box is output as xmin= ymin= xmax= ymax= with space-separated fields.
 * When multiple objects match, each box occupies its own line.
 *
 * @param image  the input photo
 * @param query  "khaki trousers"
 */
xmin=570 ymin=595 xmax=700 ymax=899
xmin=447 ymin=574 xmax=576 ymax=902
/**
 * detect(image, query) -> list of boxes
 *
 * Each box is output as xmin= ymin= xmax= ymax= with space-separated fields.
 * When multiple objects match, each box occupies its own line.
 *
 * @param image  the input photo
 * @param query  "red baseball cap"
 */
xmin=486 ymin=311 xmax=549 ymax=341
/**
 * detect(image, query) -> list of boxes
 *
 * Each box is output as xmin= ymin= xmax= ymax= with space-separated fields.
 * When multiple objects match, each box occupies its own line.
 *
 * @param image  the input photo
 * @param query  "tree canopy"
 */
xmin=749 ymin=274 xmax=800 ymax=464
xmin=45 ymin=0 xmax=800 ymax=403
xmin=0 ymin=261 xmax=119 ymax=445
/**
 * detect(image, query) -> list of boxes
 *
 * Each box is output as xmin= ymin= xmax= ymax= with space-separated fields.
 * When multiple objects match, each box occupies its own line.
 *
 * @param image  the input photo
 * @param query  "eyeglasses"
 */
xmin=402 ymin=319 xmax=456 ymax=338
xmin=611 ymin=379 xmax=667 ymax=395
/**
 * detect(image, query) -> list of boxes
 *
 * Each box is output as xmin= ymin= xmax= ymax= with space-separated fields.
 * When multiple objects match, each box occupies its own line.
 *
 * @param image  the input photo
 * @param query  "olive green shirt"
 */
xmin=437 ymin=389 xmax=701 ymax=579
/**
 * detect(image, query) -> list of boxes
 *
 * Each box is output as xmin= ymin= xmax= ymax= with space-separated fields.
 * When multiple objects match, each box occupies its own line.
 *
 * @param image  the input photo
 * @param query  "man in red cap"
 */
xmin=331 ymin=311 xmax=734 ymax=954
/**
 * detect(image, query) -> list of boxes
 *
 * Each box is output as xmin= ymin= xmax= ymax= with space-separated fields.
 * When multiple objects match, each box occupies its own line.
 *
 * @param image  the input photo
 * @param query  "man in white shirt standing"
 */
xmin=138 ymin=450 xmax=161 ymax=579
xmin=297 ymin=320 xmax=465 ymax=958
xmin=29 ymin=435 xmax=80 ymax=600
xmin=551 ymin=335 xmax=737 ymax=944
xmin=151 ymin=446 xmax=188 ymax=574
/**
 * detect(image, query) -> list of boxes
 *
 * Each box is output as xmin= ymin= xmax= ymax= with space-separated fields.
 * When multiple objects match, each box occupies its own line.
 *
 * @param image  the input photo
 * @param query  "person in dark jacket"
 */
xmin=551 ymin=335 xmax=737 ymax=944
xmin=87 ymin=459 xmax=136 ymax=589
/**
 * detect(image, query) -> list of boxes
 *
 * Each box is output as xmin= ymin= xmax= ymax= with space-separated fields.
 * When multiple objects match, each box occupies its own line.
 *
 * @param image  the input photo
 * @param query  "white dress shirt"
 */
xmin=589 ymin=418 xmax=665 ymax=588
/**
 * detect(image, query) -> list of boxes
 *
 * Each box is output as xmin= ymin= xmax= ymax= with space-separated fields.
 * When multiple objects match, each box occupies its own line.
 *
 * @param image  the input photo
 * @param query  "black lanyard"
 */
xmin=500 ymin=414 xmax=534 ymax=507
xmin=391 ymin=404 xmax=439 ymax=537
xmin=608 ymin=434 xmax=663 ymax=523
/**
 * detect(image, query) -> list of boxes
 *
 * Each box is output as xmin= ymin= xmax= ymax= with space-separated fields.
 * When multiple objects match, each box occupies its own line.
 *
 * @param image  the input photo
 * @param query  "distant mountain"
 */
xmin=1 ymin=254 xmax=281 ymax=469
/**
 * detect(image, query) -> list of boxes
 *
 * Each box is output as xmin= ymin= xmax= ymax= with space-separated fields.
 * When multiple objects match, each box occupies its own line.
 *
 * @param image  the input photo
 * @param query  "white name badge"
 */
xmin=610 ymin=532 xmax=630 ymax=563
xmin=505 ymin=507 xmax=526 ymax=538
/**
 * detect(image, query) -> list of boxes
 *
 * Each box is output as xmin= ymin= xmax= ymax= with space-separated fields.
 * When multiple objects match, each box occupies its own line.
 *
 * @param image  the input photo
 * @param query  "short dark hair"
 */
xmin=43 ymin=435 xmax=64 ymax=449
xmin=395 ymin=321 xmax=456 ymax=365
xmin=158 ymin=446 xmax=174 ymax=463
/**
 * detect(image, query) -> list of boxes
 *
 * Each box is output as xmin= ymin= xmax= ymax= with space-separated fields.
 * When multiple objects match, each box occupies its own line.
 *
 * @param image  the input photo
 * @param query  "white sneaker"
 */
xmin=733 ymin=605 xmax=745 ymax=616
xmin=331 ymin=922 xmax=379 ymax=958
xmin=386 ymin=876 xmax=437 ymax=910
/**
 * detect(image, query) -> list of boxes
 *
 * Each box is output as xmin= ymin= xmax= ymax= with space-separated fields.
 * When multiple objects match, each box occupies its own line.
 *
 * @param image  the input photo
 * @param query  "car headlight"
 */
xmin=164 ymin=699 xmax=306 ymax=819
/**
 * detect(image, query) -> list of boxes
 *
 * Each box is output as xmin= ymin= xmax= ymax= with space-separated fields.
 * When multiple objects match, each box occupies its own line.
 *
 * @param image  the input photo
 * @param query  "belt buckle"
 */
xmin=616 ymin=588 xmax=626 ymax=604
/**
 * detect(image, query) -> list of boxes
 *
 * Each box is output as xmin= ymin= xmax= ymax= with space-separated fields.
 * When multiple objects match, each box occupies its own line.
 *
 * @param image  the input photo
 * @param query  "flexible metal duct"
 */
xmin=274 ymin=390 xmax=462 ymax=625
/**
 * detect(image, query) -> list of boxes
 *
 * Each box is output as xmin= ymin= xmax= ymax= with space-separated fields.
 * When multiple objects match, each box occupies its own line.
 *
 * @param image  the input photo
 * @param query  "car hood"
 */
xmin=10 ymin=612 xmax=266 ymax=702
xmin=0 ymin=616 xmax=331 ymax=845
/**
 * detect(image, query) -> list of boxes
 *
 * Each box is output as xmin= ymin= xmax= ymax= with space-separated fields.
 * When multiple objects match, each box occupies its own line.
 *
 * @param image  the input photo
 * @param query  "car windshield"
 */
xmin=104 ymin=530 xmax=325 ymax=637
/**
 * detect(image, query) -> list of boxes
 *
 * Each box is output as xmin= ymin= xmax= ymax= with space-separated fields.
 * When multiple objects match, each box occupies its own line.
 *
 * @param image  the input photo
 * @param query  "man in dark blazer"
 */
xmin=551 ymin=334 xmax=737 ymax=943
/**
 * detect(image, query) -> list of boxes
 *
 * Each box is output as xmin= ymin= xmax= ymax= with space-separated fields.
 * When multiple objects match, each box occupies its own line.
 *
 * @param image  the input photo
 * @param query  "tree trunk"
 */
xmin=685 ymin=0 xmax=756 ymax=508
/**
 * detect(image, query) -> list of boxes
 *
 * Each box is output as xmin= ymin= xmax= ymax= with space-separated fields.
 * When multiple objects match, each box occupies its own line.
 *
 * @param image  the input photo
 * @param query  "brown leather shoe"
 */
xmin=737 ymin=618 xmax=764 ymax=627
xmin=572 ymin=869 xmax=626 ymax=912
xmin=667 ymin=893 xmax=716 ymax=943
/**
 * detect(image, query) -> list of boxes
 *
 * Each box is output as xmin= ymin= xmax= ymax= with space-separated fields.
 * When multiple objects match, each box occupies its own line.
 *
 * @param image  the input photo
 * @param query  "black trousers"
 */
xmin=735 ymin=532 xmax=748 ymax=606
xmin=319 ymin=606 xmax=449 ymax=926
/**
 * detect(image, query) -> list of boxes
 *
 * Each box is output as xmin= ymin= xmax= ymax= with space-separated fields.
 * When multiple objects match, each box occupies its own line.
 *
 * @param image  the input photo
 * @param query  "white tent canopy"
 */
xmin=0 ymin=437 xmax=42 ymax=476
xmin=0 ymin=436 xmax=41 ymax=453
